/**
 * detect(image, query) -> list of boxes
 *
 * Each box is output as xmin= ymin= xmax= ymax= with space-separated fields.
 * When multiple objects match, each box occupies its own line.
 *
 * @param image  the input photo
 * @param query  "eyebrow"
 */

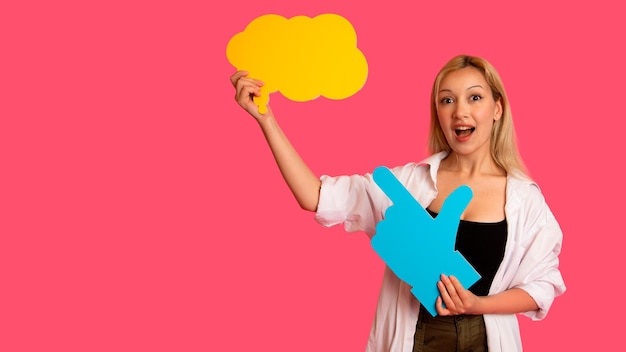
xmin=438 ymin=85 xmax=484 ymax=94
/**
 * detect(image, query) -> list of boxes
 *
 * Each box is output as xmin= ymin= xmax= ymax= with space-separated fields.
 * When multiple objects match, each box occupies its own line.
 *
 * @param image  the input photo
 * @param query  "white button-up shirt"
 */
xmin=314 ymin=152 xmax=566 ymax=352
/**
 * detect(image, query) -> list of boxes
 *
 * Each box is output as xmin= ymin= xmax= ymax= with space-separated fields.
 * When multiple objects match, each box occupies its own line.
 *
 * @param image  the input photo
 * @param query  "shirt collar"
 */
xmin=417 ymin=151 xmax=449 ymax=187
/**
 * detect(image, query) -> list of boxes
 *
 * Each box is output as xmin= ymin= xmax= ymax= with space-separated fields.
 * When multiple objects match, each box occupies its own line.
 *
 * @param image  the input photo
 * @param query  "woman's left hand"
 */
xmin=435 ymin=274 xmax=482 ymax=316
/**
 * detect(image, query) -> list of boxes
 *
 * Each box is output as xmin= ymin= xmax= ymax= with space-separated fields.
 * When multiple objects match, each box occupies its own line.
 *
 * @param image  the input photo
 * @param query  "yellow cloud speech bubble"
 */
xmin=226 ymin=14 xmax=368 ymax=114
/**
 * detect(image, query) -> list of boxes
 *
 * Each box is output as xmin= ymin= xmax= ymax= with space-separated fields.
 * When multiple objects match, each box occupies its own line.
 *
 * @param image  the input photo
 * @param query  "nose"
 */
xmin=453 ymin=100 xmax=469 ymax=119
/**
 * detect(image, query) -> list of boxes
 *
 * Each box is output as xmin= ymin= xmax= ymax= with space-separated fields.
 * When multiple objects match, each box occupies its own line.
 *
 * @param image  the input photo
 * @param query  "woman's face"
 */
xmin=436 ymin=67 xmax=502 ymax=157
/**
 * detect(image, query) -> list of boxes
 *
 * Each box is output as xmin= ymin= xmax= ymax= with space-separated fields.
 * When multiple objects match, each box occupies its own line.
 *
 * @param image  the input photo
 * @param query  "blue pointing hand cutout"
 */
xmin=371 ymin=166 xmax=481 ymax=317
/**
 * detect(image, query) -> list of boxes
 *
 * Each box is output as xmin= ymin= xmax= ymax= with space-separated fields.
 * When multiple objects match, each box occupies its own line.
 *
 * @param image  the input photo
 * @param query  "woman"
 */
xmin=230 ymin=55 xmax=565 ymax=351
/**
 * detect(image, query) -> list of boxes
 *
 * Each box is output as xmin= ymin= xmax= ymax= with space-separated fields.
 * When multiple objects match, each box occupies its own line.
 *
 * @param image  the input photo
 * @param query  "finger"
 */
xmin=441 ymin=274 xmax=463 ymax=305
xmin=437 ymin=281 xmax=457 ymax=315
xmin=235 ymin=80 xmax=263 ymax=106
xmin=234 ymin=74 xmax=265 ymax=91
xmin=437 ymin=279 xmax=453 ymax=306
xmin=449 ymin=275 xmax=472 ymax=304
xmin=372 ymin=167 xmax=427 ymax=217
xmin=449 ymin=275 xmax=464 ymax=291
xmin=236 ymin=78 xmax=266 ymax=101
xmin=436 ymin=296 xmax=450 ymax=316
xmin=437 ymin=185 xmax=473 ymax=223
xmin=234 ymin=85 xmax=257 ymax=108
xmin=230 ymin=70 xmax=249 ymax=87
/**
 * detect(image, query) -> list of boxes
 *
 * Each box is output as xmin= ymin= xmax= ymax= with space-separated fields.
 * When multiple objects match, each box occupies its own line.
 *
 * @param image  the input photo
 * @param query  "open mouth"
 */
xmin=455 ymin=126 xmax=475 ymax=138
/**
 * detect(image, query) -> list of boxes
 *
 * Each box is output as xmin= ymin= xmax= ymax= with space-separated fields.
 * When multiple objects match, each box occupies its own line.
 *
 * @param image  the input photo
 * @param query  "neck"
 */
xmin=443 ymin=151 xmax=504 ymax=177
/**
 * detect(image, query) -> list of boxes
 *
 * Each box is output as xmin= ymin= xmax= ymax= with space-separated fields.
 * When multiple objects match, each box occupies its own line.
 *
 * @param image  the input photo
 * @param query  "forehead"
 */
xmin=439 ymin=67 xmax=488 ymax=92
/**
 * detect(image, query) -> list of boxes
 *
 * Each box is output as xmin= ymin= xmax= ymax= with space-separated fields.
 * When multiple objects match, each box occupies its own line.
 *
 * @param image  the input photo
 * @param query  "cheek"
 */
xmin=437 ymin=115 xmax=448 ymax=131
xmin=436 ymin=107 xmax=451 ymax=124
xmin=476 ymin=106 xmax=497 ymax=122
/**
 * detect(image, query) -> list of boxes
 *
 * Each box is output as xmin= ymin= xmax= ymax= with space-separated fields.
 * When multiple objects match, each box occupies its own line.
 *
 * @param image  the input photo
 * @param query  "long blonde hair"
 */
xmin=428 ymin=55 xmax=528 ymax=177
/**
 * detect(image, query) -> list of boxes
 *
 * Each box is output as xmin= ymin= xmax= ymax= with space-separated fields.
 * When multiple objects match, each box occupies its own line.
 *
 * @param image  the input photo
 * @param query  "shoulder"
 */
xmin=506 ymin=172 xmax=545 ymax=206
xmin=505 ymin=173 xmax=552 ymax=227
xmin=506 ymin=173 xmax=561 ymax=240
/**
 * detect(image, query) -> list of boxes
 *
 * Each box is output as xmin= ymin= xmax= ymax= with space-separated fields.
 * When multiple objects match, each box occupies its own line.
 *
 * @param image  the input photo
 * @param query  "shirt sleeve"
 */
xmin=313 ymin=163 xmax=430 ymax=239
xmin=314 ymin=171 xmax=391 ymax=238
xmin=512 ymin=185 xmax=566 ymax=321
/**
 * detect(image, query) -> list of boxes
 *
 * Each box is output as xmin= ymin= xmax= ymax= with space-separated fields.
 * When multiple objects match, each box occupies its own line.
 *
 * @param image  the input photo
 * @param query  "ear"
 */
xmin=494 ymin=98 xmax=503 ymax=121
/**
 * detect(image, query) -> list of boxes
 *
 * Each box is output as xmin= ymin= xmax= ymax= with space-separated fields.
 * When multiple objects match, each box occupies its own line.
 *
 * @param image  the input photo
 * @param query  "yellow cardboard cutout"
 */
xmin=226 ymin=14 xmax=368 ymax=114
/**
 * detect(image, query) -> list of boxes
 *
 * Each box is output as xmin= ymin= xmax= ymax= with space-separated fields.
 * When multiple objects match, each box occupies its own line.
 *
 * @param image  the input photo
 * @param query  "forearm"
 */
xmin=257 ymin=114 xmax=321 ymax=212
xmin=475 ymin=288 xmax=538 ymax=315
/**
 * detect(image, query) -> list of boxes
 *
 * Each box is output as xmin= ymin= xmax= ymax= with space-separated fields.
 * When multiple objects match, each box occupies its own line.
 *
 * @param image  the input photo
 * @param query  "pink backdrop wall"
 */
xmin=2 ymin=0 xmax=623 ymax=350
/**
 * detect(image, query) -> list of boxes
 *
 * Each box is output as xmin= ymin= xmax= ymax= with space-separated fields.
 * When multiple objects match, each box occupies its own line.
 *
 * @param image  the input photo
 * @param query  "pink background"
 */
xmin=1 ymin=0 xmax=623 ymax=351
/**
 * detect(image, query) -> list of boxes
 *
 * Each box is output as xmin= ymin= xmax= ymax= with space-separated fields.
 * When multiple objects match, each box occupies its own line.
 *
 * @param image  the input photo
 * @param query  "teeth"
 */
xmin=456 ymin=126 xmax=474 ymax=131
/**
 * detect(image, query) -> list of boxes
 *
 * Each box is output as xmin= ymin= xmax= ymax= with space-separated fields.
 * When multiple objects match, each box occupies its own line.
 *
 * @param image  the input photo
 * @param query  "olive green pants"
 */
xmin=413 ymin=305 xmax=488 ymax=352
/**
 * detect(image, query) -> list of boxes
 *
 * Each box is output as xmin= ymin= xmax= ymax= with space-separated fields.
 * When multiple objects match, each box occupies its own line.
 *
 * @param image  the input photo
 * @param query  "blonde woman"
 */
xmin=230 ymin=55 xmax=565 ymax=351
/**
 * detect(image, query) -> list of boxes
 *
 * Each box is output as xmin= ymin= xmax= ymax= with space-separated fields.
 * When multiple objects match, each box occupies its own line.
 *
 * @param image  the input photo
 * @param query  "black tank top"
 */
xmin=427 ymin=209 xmax=507 ymax=296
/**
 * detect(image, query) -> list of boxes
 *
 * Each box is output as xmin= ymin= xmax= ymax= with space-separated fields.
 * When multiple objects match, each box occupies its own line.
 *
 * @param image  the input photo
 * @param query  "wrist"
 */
xmin=472 ymin=295 xmax=489 ymax=315
xmin=255 ymin=109 xmax=275 ymax=127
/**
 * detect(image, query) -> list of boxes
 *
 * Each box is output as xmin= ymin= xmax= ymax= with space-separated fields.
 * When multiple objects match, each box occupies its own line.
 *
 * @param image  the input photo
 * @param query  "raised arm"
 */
xmin=230 ymin=70 xmax=321 ymax=212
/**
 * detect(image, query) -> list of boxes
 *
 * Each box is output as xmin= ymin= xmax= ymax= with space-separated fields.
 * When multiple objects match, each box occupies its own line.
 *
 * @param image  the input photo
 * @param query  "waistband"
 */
xmin=418 ymin=304 xmax=484 ymax=324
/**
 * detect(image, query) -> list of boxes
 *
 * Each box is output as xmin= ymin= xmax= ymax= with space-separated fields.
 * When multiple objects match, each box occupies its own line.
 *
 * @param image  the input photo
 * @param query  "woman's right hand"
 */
xmin=230 ymin=70 xmax=272 ymax=121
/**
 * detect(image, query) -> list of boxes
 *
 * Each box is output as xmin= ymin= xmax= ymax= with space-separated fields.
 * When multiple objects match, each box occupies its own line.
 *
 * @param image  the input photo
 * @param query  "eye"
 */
xmin=440 ymin=97 xmax=454 ymax=104
xmin=470 ymin=95 xmax=482 ymax=101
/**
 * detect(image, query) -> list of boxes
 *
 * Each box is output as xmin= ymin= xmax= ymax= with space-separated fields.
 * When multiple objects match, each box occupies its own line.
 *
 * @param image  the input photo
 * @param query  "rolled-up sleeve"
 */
xmin=314 ymin=173 xmax=391 ymax=238
xmin=512 ymin=186 xmax=566 ymax=321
